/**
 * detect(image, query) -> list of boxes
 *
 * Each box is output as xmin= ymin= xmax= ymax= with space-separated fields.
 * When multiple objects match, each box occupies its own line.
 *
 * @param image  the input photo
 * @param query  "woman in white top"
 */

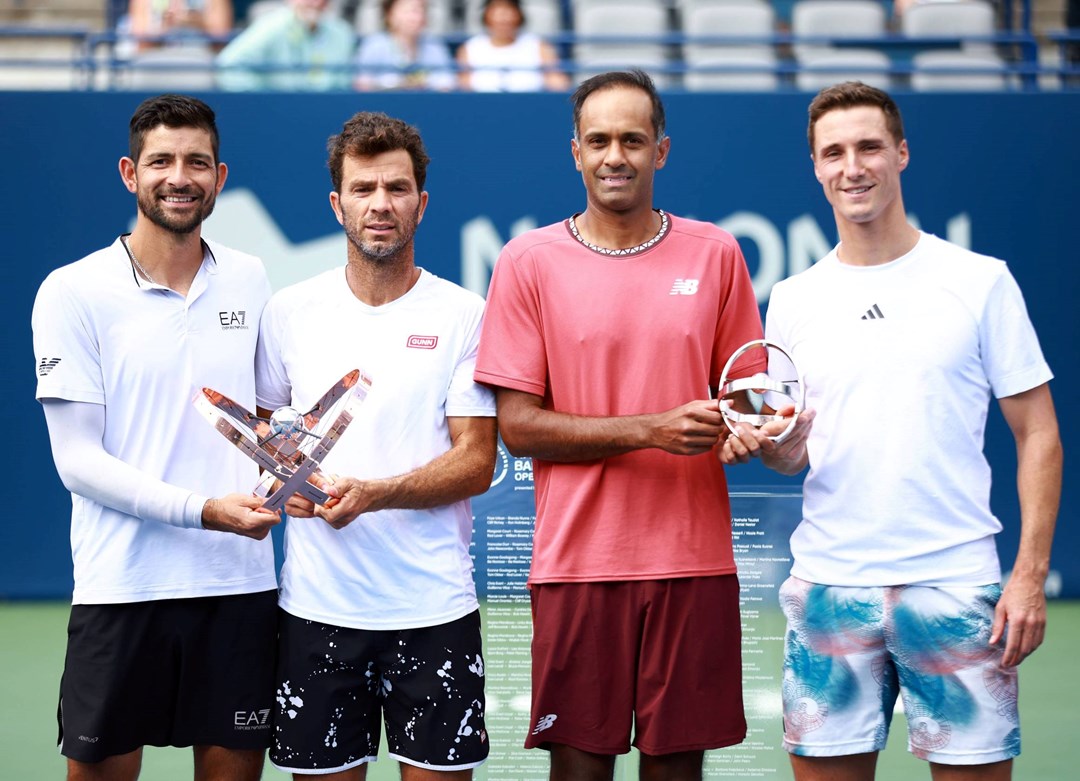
xmin=355 ymin=0 xmax=455 ymax=90
xmin=457 ymin=0 xmax=569 ymax=91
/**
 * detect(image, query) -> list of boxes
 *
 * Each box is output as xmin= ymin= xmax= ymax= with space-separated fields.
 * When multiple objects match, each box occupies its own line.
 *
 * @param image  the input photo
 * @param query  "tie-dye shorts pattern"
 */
xmin=779 ymin=576 xmax=1019 ymax=766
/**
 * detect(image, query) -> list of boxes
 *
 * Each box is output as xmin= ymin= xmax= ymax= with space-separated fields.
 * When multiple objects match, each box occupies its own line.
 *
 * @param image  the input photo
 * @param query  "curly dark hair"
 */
xmin=327 ymin=112 xmax=430 ymax=193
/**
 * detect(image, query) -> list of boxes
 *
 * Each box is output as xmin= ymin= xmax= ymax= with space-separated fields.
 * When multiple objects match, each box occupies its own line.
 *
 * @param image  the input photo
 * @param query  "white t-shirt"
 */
xmin=460 ymin=32 xmax=546 ymax=92
xmin=766 ymin=232 xmax=1052 ymax=587
xmin=33 ymin=237 xmax=276 ymax=604
xmin=255 ymin=267 xmax=495 ymax=630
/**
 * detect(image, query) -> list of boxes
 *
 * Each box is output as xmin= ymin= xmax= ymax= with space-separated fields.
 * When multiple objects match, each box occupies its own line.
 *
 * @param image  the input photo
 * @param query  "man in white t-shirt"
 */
xmin=32 ymin=94 xmax=280 ymax=781
xmin=257 ymin=111 xmax=496 ymax=779
xmin=721 ymin=82 xmax=1062 ymax=781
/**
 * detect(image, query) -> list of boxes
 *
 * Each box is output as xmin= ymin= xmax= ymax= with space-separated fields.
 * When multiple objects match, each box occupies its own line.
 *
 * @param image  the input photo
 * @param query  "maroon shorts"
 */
xmin=525 ymin=575 xmax=746 ymax=756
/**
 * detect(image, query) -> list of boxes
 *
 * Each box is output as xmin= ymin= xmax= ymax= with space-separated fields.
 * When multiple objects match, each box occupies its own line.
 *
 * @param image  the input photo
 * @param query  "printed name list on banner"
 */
xmin=471 ymin=448 xmax=804 ymax=779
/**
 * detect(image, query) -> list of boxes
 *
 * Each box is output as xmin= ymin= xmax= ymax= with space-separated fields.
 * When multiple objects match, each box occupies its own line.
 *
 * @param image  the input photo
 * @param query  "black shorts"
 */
xmin=58 ymin=590 xmax=278 ymax=763
xmin=270 ymin=609 xmax=489 ymax=774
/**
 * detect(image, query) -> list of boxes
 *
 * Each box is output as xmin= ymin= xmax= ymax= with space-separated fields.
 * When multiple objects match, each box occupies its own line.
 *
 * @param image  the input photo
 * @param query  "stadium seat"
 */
xmin=795 ymin=47 xmax=892 ymax=91
xmin=790 ymin=0 xmax=887 ymax=58
xmin=900 ymin=0 xmax=1006 ymax=89
xmin=246 ymin=0 xmax=288 ymax=25
xmin=679 ymin=0 xmax=779 ymax=91
xmin=790 ymin=0 xmax=889 ymax=88
xmin=902 ymin=0 xmax=997 ymax=54
xmin=573 ymin=0 xmax=671 ymax=87
xmin=910 ymin=50 xmax=1008 ymax=90
xmin=124 ymin=44 xmax=218 ymax=90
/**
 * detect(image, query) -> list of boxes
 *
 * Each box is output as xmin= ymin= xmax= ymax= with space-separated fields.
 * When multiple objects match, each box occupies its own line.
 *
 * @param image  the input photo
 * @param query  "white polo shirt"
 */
xmin=33 ymin=236 xmax=277 ymax=605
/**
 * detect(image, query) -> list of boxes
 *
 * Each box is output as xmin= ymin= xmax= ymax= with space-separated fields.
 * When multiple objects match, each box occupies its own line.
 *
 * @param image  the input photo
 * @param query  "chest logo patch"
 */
xmin=219 ymin=310 xmax=249 ymax=330
xmin=407 ymin=335 xmax=439 ymax=349
xmin=670 ymin=279 xmax=699 ymax=295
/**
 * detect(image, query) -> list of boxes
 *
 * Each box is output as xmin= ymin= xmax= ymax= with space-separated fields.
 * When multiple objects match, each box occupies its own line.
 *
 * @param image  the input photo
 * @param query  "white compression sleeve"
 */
xmin=41 ymin=398 xmax=207 ymax=529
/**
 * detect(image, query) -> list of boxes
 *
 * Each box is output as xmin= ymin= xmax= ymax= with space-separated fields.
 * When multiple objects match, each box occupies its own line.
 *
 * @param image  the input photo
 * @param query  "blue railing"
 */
xmin=0 ymin=21 xmax=1076 ymax=92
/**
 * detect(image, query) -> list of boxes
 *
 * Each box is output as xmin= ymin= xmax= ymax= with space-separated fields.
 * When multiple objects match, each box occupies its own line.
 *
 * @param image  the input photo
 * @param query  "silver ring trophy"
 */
xmin=194 ymin=369 xmax=372 ymax=512
xmin=718 ymin=340 xmax=804 ymax=444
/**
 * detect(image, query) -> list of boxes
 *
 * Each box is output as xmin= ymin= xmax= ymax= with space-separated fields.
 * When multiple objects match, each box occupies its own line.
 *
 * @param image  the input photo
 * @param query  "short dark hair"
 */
xmin=327 ymin=112 xmax=430 ymax=192
xmin=481 ymin=0 xmax=525 ymax=28
xmin=380 ymin=0 xmax=417 ymax=26
xmin=807 ymin=81 xmax=905 ymax=155
xmin=571 ymin=69 xmax=666 ymax=142
xmin=128 ymin=93 xmax=220 ymax=164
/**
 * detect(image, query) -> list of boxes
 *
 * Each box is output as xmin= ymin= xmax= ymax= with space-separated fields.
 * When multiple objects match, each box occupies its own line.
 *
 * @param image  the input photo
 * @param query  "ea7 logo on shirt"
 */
xmin=407 ymin=335 xmax=438 ymax=349
xmin=234 ymin=709 xmax=271 ymax=730
xmin=670 ymin=279 xmax=699 ymax=295
xmin=219 ymin=311 xmax=249 ymax=330
xmin=37 ymin=357 xmax=61 ymax=377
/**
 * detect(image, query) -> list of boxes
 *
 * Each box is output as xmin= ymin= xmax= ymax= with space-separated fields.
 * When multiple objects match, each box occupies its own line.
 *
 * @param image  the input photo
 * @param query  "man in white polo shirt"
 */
xmin=32 ymin=94 xmax=280 ymax=781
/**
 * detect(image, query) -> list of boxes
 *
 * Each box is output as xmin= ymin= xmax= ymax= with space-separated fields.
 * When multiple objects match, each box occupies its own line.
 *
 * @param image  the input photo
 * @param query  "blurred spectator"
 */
xmin=217 ymin=0 xmax=355 ymax=90
xmin=117 ymin=0 xmax=233 ymax=57
xmin=354 ymin=0 xmax=455 ymax=90
xmin=457 ymin=0 xmax=569 ymax=92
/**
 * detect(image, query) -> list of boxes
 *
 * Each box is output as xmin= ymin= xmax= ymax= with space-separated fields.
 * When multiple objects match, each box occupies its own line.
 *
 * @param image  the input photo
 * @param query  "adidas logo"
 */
xmin=37 ymin=357 xmax=61 ymax=376
xmin=861 ymin=304 xmax=884 ymax=320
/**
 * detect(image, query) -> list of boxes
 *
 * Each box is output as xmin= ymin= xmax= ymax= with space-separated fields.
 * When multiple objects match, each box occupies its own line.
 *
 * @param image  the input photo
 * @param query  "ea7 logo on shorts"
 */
xmin=532 ymin=714 xmax=558 ymax=735
xmin=37 ymin=357 xmax=61 ymax=376
xmin=670 ymin=279 xmax=699 ymax=295
xmin=407 ymin=335 xmax=438 ymax=349
xmin=219 ymin=311 xmax=248 ymax=330
xmin=234 ymin=709 xmax=271 ymax=730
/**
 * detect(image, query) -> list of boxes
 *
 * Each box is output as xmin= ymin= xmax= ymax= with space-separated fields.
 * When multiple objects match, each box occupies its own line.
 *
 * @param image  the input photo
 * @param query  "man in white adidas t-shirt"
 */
xmin=722 ymin=82 xmax=1062 ymax=781
xmin=257 ymin=112 xmax=496 ymax=779
xmin=32 ymin=94 xmax=280 ymax=780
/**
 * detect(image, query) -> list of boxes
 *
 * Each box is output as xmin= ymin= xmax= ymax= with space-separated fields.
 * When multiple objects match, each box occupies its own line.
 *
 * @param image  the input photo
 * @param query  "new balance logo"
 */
xmin=532 ymin=714 xmax=558 ymax=735
xmin=37 ymin=358 xmax=61 ymax=376
xmin=670 ymin=279 xmax=699 ymax=295
xmin=861 ymin=304 xmax=885 ymax=320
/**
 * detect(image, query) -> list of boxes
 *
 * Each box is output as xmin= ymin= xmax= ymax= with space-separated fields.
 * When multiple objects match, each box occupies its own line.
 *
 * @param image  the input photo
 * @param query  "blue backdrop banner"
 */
xmin=2 ymin=90 xmax=1076 ymax=598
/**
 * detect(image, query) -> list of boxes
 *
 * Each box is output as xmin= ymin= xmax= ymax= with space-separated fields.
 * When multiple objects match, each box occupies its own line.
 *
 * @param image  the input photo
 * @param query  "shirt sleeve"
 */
xmin=33 ymin=271 xmax=105 ymax=405
xmin=711 ymin=239 xmax=766 ymax=386
xmin=447 ymin=300 xmax=496 ymax=417
xmin=981 ymin=265 xmax=1053 ymax=398
xmin=255 ymin=293 xmax=293 ymax=410
xmin=474 ymin=248 xmax=550 ymax=398
xmin=42 ymin=399 xmax=205 ymax=529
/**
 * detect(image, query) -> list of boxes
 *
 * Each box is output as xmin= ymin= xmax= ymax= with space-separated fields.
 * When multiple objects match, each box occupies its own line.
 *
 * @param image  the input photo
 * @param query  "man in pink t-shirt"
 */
xmin=475 ymin=69 xmax=763 ymax=781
